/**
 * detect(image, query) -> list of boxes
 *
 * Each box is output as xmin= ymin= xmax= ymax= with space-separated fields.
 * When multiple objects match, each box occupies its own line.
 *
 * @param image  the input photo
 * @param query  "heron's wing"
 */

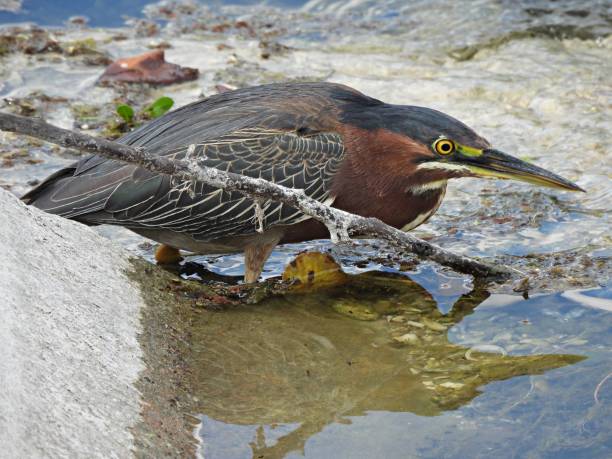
xmin=25 ymin=82 xmax=371 ymax=239
xmin=36 ymin=128 xmax=345 ymax=241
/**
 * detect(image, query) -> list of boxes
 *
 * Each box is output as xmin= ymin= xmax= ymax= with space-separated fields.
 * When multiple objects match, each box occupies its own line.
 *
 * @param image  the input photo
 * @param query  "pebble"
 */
xmin=439 ymin=382 xmax=465 ymax=389
xmin=422 ymin=317 xmax=448 ymax=332
xmin=394 ymin=333 xmax=420 ymax=344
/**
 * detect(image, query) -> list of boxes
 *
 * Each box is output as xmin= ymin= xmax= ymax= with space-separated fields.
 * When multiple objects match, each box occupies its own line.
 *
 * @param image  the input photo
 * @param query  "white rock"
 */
xmin=0 ymin=189 xmax=144 ymax=458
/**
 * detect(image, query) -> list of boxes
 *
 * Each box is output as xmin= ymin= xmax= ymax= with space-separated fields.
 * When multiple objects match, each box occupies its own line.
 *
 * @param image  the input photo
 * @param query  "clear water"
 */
xmin=0 ymin=1 xmax=610 ymax=458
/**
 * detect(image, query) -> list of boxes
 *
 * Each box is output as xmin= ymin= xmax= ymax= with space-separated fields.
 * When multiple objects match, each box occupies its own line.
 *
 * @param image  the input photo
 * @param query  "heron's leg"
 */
xmin=155 ymin=244 xmax=183 ymax=265
xmin=243 ymin=240 xmax=279 ymax=283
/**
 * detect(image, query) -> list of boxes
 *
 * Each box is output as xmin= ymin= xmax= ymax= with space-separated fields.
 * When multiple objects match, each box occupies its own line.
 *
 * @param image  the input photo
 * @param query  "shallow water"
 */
xmin=0 ymin=1 xmax=611 ymax=457
xmin=193 ymin=277 xmax=610 ymax=459
xmin=133 ymin=261 xmax=610 ymax=459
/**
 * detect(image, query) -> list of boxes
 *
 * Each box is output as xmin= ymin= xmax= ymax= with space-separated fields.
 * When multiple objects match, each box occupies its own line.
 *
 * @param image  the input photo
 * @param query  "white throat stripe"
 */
xmin=407 ymin=179 xmax=447 ymax=194
xmin=417 ymin=162 xmax=470 ymax=173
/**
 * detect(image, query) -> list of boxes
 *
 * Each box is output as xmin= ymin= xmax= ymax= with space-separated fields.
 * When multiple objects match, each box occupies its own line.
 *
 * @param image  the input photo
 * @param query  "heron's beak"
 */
xmin=456 ymin=148 xmax=585 ymax=192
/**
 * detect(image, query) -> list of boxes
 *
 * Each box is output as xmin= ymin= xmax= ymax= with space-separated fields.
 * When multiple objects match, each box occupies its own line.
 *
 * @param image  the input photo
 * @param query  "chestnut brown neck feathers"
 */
xmin=330 ymin=126 xmax=448 ymax=230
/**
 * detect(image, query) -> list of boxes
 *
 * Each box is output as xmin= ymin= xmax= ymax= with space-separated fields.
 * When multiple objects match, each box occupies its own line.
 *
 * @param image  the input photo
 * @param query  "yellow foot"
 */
xmin=155 ymin=244 xmax=183 ymax=265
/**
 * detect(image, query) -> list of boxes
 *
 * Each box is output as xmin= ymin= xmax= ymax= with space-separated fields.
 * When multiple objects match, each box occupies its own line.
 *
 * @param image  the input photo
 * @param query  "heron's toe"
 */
xmin=155 ymin=244 xmax=183 ymax=265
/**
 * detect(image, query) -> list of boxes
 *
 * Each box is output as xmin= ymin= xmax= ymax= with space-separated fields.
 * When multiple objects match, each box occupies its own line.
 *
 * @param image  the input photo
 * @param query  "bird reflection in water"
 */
xmin=176 ymin=253 xmax=584 ymax=459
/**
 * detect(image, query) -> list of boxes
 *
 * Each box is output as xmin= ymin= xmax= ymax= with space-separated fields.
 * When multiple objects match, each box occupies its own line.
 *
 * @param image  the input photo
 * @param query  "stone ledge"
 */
xmin=0 ymin=189 xmax=144 ymax=458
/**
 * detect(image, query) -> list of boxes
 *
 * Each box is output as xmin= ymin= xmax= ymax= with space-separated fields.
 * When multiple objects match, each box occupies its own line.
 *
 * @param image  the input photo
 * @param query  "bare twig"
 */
xmin=0 ymin=112 xmax=511 ymax=278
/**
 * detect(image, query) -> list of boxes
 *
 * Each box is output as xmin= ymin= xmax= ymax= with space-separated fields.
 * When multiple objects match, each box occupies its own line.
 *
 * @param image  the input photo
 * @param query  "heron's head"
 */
xmin=393 ymin=106 xmax=584 ymax=193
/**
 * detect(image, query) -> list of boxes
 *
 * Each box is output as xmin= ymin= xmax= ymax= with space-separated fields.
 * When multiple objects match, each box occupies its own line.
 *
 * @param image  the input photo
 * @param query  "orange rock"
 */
xmin=97 ymin=49 xmax=198 ymax=86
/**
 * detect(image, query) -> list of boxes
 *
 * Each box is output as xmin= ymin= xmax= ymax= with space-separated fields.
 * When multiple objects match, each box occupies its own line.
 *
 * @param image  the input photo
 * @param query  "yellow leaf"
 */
xmin=282 ymin=252 xmax=347 ymax=291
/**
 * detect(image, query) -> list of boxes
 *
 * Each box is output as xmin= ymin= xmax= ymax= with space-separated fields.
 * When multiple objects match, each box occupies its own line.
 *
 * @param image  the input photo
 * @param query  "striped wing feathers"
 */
xmin=92 ymin=129 xmax=345 ymax=240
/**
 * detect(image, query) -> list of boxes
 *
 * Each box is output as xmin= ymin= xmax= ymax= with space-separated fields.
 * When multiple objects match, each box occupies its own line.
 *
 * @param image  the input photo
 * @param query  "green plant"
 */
xmin=144 ymin=96 xmax=174 ymax=119
xmin=116 ymin=104 xmax=134 ymax=124
xmin=114 ymin=96 xmax=174 ymax=133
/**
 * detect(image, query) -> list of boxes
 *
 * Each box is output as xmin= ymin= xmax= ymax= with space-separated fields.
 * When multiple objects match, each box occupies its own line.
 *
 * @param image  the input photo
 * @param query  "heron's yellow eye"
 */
xmin=434 ymin=138 xmax=455 ymax=155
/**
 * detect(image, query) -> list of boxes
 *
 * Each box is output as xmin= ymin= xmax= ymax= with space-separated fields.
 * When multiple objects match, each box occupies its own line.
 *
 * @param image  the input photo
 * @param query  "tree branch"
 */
xmin=0 ymin=111 xmax=511 ymax=278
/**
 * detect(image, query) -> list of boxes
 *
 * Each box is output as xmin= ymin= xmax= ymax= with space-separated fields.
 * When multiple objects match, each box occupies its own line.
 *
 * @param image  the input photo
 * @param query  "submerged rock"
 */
xmin=0 ymin=25 xmax=61 ymax=55
xmin=60 ymin=38 xmax=112 ymax=66
xmin=0 ymin=189 xmax=144 ymax=457
xmin=97 ymin=49 xmax=199 ymax=86
xmin=332 ymin=300 xmax=380 ymax=321
xmin=394 ymin=332 xmax=420 ymax=344
xmin=259 ymin=40 xmax=292 ymax=59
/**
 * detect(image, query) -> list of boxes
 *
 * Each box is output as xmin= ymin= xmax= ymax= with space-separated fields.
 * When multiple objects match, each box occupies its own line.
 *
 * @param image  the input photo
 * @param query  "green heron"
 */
xmin=23 ymin=82 xmax=583 ymax=282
